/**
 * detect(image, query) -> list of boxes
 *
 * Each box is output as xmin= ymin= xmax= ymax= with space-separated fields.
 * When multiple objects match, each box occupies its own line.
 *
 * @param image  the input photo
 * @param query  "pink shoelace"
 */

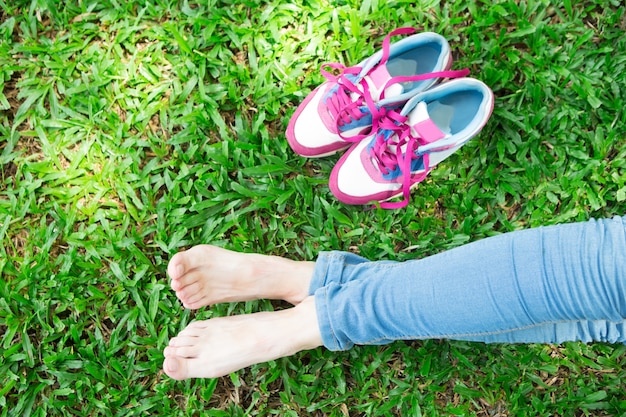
xmin=320 ymin=62 xmax=374 ymax=132
xmin=319 ymin=27 xmax=469 ymax=142
xmin=369 ymin=108 xmax=432 ymax=209
xmin=369 ymin=106 xmax=463 ymax=210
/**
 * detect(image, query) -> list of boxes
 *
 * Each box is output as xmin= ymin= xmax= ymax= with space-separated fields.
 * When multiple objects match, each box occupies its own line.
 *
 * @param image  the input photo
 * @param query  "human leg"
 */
xmin=167 ymin=245 xmax=315 ymax=309
xmin=313 ymin=216 xmax=626 ymax=350
xmin=163 ymin=216 xmax=626 ymax=379
xmin=162 ymin=296 xmax=322 ymax=380
xmin=163 ymin=246 xmax=321 ymax=379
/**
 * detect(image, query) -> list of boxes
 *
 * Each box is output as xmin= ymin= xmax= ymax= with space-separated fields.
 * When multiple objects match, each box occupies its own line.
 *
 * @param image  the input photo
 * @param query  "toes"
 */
xmin=168 ymin=245 xmax=223 ymax=281
xmin=167 ymin=252 xmax=187 ymax=281
xmin=167 ymin=244 xmax=261 ymax=310
xmin=162 ymin=321 xmax=216 ymax=380
xmin=177 ymin=293 xmax=210 ymax=310
xmin=163 ymin=336 xmax=203 ymax=380
xmin=163 ymin=352 xmax=220 ymax=380
xmin=175 ymin=280 xmax=203 ymax=302
xmin=168 ymin=246 xmax=221 ymax=298
xmin=180 ymin=298 xmax=206 ymax=310
xmin=165 ymin=343 xmax=201 ymax=358
xmin=163 ymin=356 xmax=189 ymax=380
xmin=167 ymin=335 xmax=196 ymax=348
xmin=177 ymin=320 xmax=211 ymax=336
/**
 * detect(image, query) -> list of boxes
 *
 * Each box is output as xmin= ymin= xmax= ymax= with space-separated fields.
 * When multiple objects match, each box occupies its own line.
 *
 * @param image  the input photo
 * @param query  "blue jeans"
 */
xmin=309 ymin=216 xmax=626 ymax=350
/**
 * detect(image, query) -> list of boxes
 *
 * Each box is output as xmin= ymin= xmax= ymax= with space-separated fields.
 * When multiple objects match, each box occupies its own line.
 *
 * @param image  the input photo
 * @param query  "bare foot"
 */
xmin=162 ymin=296 xmax=322 ymax=380
xmin=167 ymin=245 xmax=315 ymax=309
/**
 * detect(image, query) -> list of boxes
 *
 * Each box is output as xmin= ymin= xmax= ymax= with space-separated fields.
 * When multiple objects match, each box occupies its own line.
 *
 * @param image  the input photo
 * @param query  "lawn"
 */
xmin=1 ymin=0 xmax=626 ymax=416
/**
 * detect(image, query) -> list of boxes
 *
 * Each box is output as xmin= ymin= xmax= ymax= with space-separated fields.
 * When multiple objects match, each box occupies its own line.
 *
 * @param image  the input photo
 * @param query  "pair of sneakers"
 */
xmin=286 ymin=28 xmax=494 ymax=209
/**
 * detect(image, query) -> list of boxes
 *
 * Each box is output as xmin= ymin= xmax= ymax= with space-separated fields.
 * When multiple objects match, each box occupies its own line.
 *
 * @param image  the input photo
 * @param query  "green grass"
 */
xmin=1 ymin=0 xmax=626 ymax=415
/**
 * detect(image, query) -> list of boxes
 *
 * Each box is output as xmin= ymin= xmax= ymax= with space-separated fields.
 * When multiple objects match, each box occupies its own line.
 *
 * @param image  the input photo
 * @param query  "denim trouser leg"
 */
xmin=310 ymin=216 xmax=626 ymax=351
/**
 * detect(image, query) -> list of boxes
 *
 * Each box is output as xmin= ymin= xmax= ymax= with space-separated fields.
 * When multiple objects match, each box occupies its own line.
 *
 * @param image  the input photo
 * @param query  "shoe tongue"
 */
xmin=351 ymin=64 xmax=404 ymax=102
xmin=373 ymin=103 xmax=449 ymax=175
xmin=407 ymin=102 xmax=446 ymax=144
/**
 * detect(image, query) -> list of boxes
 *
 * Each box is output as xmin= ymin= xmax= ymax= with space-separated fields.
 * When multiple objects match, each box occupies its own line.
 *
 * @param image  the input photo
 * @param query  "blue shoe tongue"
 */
xmin=338 ymin=112 xmax=373 ymax=133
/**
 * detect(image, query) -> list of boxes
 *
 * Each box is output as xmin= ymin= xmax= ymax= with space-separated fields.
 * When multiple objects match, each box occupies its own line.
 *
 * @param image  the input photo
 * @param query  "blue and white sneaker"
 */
xmin=286 ymin=27 xmax=469 ymax=157
xmin=329 ymin=78 xmax=494 ymax=209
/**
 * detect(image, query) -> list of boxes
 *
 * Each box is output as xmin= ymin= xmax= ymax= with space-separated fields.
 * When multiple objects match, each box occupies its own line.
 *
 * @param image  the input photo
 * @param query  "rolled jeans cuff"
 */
xmin=310 ymin=251 xmax=360 ymax=351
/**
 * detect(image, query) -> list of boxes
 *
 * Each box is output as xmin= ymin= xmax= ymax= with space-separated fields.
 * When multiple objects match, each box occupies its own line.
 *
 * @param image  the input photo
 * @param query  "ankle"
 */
xmin=252 ymin=255 xmax=314 ymax=304
xmin=288 ymin=296 xmax=323 ymax=352
xmin=283 ymin=261 xmax=316 ymax=304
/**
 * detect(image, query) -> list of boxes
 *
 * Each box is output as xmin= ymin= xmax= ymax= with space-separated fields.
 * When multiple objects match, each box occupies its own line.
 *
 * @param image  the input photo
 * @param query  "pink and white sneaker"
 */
xmin=286 ymin=27 xmax=469 ymax=157
xmin=329 ymin=78 xmax=494 ymax=209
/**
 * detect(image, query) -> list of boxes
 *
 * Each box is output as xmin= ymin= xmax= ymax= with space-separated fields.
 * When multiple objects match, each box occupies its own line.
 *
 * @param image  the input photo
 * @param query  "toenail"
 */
xmin=176 ymin=264 xmax=184 ymax=277
xmin=166 ymin=358 xmax=178 ymax=372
